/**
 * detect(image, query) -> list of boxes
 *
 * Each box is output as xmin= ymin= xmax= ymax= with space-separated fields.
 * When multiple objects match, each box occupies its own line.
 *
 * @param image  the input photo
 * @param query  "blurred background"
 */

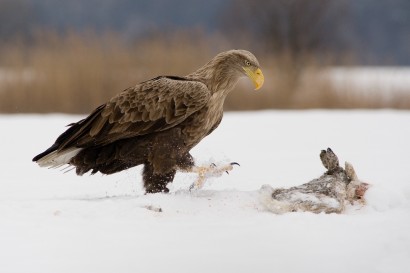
xmin=0 ymin=0 xmax=409 ymax=113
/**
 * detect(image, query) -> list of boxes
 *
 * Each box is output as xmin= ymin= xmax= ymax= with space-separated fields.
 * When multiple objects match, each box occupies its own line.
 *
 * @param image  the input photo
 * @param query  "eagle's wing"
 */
xmin=57 ymin=76 xmax=211 ymax=150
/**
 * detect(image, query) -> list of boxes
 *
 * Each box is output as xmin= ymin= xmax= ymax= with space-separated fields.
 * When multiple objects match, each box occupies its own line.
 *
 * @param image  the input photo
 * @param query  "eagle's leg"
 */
xmin=144 ymin=128 xmax=193 ymax=193
xmin=188 ymin=162 xmax=240 ymax=190
xmin=143 ymin=163 xmax=176 ymax=194
xmin=173 ymin=152 xmax=239 ymax=190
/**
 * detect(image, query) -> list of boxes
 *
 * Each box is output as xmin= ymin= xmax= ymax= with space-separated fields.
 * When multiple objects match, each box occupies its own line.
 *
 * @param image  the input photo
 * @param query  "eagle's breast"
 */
xmin=181 ymin=91 xmax=225 ymax=148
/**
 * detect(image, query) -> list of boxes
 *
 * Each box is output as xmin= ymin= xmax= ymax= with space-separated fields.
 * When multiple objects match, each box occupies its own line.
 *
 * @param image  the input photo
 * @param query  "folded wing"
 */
xmin=33 ymin=76 xmax=211 ymax=164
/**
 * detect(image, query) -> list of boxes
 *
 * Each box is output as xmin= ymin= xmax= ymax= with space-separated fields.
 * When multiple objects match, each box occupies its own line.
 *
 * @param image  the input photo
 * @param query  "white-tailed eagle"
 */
xmin=33 ymin=50 xmax=264 ymax=193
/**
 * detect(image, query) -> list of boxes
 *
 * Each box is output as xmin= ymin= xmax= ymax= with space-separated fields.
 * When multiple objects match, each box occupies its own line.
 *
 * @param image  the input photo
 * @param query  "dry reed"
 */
xmin=0 ymin=30 xmax=409 ymax=113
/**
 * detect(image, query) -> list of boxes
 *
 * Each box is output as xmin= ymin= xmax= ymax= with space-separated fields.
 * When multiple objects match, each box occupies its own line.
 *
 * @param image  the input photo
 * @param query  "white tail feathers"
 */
xmin=36 ymin=148 xmax=82 ymax=168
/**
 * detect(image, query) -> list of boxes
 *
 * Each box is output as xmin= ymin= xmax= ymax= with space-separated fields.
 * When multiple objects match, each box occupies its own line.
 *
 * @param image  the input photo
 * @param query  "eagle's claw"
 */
xmin=226 ymin=162 xmax=240 ymax=174
xmin=189 ymin=161 xmax=240 ymax=190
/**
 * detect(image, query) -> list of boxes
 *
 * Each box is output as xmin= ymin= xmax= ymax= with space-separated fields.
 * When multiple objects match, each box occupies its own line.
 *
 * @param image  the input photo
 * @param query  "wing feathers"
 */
xmin=90 ymin=115 xmax=108 ymax=137
xmin=34 ymin=76 xmax=210 ymax=165
xmin=60 ymin=76 xmax=211 ymax=149
xmin=57 ymin=104 xmax=105 ymax=151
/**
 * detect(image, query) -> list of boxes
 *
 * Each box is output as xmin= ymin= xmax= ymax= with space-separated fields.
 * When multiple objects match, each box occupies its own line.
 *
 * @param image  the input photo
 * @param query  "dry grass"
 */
xmin=0 ymin=30 xmax=409 ymax=113
xmin=0 ymin=30 xmax=226 ymax=113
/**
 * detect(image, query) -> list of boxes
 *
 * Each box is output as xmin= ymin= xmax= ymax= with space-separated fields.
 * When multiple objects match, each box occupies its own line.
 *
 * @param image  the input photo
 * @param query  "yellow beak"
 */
xmin=243 ymin=67 xmax=264 ymax=90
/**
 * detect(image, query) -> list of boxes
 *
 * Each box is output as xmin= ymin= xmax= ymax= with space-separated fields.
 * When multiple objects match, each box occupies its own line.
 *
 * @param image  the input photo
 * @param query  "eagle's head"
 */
xmin=214 ymin=49 xmax=264 ymax=90
xmin=190 ymin=49 xmax=264 ymax=92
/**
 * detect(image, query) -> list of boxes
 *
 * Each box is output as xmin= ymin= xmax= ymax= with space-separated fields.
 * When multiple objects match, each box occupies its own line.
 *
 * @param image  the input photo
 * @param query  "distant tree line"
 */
xmin=222 ymin=0 xmax=410 ymax=65
xmin=0 ymin=0 xmax=409 ymax=65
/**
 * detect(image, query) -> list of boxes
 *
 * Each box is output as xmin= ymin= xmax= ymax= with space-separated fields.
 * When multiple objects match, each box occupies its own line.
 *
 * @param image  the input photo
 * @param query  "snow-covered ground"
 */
xmin=323 ymin=67 xmax=410 ymax=94
xmin=1 ymin=111 xmax=410 ymax=273
xmin=318 ymin=67 xmax=410 ymax=105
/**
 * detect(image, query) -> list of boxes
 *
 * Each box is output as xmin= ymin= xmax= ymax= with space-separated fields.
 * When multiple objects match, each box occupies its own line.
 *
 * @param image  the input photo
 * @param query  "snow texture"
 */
xmin=322 ymin=67 xmax=410 ymax=94
xmin=1 ymin=111 xmax=410 ymax=273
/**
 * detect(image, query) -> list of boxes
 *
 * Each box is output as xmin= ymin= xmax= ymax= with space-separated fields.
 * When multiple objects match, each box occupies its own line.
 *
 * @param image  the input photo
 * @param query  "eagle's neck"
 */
xmin=186 ymin=60 xmax=242 ymax=95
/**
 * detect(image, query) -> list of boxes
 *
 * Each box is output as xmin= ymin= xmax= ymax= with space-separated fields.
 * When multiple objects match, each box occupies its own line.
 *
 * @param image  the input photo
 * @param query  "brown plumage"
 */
xmin=33 ymin=50 xmax=264 ymax=193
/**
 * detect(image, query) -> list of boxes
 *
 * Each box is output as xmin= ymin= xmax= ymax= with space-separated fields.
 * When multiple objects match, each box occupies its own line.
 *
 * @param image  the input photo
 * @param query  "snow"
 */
xmin=321 ymin=67 xmax=410 ymax=94
xmin=0 ymin=68 xmax=36 ymax=91
xmin=1 ymin=110 xmax=410 ymax=273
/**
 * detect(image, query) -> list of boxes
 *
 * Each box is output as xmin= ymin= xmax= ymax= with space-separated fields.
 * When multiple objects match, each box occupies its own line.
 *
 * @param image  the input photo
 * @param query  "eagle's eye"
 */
xmin=244 ymin=60 xmax=251 ymax=66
